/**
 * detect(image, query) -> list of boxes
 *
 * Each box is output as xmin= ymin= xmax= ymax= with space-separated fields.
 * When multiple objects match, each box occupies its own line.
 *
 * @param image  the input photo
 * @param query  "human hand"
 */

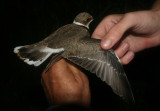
xmin=41 ymin=59 xmax=90 ymax=107
xmin=92 ymin=11 xmax=160 ymax=64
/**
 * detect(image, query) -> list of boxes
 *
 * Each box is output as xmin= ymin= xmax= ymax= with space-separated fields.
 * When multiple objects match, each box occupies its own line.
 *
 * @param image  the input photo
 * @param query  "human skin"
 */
xmin=41 ymin=59 xmax=90 ymax=107
xmin=41 ymin=0 xmax=160 ymax=107
xmin=92 ymin=1 xmax=160 ymax=64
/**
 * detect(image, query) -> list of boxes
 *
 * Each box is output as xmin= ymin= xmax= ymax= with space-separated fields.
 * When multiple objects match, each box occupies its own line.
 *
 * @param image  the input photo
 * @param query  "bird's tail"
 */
xmin=14 ymin=43 xmax=64 ymax=66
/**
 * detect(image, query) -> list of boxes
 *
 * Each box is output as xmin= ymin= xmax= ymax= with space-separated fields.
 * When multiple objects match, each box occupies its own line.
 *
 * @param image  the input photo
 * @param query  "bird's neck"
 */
xmin=73 ymin=20 xmax=89 ymax=29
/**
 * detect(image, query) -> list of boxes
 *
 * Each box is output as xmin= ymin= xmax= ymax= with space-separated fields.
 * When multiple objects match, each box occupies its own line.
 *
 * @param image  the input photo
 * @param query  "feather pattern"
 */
xmin=14 ymin=43 xmax=64 ymax=66
xmin=14 ymin=12 xmax=134 ymax=104
xmin=64 ymin=38 xmax=134 ymax=103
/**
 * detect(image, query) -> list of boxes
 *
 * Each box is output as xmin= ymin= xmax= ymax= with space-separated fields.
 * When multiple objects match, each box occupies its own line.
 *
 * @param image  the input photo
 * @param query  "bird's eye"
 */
xmin=86 ymin=18 xmax=90 ymax=22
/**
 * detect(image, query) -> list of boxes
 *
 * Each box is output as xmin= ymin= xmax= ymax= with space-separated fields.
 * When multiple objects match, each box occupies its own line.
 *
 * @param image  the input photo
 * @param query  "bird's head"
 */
xmin=73 ymin=12 xmax=93 ymax=29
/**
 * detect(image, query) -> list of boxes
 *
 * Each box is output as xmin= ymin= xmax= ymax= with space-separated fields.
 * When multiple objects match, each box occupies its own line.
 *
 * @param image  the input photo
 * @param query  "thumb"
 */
xmin=101 ymin=14 xmax=134 ymax=50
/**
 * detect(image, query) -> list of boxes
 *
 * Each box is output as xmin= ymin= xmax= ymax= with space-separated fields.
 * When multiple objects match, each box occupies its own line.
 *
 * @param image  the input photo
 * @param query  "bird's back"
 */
xmin=43 ymin=24 xmax=90 ymax=49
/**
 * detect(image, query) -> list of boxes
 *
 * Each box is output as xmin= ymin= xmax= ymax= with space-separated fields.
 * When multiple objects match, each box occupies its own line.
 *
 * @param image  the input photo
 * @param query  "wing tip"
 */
xmin=14 ymin=46 xmax=26 ymax=60
xmin=14 ymin=46 xmax=23 ymax=54
xmin=113 ymin=87 xmax=135 ymax=105
xmin=121 ymin=94 xmax=135 ymax=105
xmin=13 ymin=46 xmax=42 ymax=66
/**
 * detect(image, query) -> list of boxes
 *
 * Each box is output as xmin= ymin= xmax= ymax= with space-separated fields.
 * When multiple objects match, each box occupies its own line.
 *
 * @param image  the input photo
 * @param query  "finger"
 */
xmin=92 ymin=18 xmax=108 ymax=39
xmin=92 ymin=14 xmax=123 ymax=39
xmin=120 ymin=51 xmax=135 ymax=65
xmin=114 ymin=42 xmax=129 ymax=58
xmin=101 ymin=14 xmax=135 ymax=50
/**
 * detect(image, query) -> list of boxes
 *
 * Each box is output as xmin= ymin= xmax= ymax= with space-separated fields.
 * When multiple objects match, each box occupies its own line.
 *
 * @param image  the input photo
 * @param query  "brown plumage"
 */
xmin=14 ymin=12 xmax=134 ymax=104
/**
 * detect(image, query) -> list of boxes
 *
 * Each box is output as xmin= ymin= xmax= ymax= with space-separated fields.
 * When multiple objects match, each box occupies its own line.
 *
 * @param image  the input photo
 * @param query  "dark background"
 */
xmin=1 ymin=0 xmax=160 ymax=111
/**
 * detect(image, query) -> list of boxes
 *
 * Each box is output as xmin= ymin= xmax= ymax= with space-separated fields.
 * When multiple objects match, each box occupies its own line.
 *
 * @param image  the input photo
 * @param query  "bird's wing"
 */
xmin=64 ymin=37 xmax=134 ymax=104
xmin=44 ymin=52 xmax=63 ymax=72
xmin=14 ymin=43 xmax=64 ymax=67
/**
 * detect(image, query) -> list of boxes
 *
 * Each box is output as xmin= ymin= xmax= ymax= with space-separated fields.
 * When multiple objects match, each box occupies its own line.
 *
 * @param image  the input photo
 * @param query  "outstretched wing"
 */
xmin=64 ymin=37 xmax=134 ymax=104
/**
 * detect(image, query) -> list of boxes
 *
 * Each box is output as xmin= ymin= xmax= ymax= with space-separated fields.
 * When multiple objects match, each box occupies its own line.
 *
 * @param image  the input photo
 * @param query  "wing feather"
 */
xmin=64 ymin=37 xmax=134 ymax=104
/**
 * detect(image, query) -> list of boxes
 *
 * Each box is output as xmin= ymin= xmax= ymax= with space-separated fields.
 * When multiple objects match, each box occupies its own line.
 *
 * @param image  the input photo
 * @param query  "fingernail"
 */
xmin=103 ymin=39 xmax=111 ymax=48
xmin=122 ymin=43 xmax=129 ymax=51
xmin=127 ymin=52 xmax=134 ymax=60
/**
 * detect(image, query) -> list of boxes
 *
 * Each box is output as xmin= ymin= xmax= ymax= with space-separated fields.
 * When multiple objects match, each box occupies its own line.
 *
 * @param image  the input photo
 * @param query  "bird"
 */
xmin=14 ymin=12 xmax=134 ymax=104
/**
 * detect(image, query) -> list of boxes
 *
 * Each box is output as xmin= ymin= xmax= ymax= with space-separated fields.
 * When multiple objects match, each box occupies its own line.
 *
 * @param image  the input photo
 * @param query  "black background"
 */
xmin=1 ymin=0 xmax=160 ymax=111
